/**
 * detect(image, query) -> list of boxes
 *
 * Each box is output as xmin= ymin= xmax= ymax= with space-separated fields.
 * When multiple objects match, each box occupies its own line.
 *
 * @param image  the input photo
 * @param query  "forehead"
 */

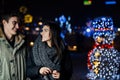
xmin=42 ymin=25 xmax=50 ymax=29
xmin=8 ymin=16 xmax=19 ymax=22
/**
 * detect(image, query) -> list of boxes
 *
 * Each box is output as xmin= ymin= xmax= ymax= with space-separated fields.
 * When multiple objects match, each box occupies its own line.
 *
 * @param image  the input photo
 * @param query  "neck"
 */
xmin=47 ymin=40 xmax=52 ymax=47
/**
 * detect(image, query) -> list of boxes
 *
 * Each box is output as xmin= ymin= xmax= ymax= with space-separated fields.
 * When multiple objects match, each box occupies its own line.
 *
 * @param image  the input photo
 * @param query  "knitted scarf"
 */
xmin=32 ymin=35 xmax=60 ymax=79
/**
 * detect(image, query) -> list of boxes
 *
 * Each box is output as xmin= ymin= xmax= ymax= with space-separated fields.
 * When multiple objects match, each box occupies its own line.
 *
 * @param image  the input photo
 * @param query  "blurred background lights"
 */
xmin=68 ymin=16 xmax=71 ymax=21
xmin=30 ymin=41 xmax=34 ymax=46
xmin=38 ymin=21 xmax=43 ymax=25
xmin=59 ymin=15 xmax=66 ymax=23
xmin=105 ymin=0 xmax=117 ymax=5
xmin=35 ymin=27 xmax=40 ymax=31
xmin=19 ymin=6 xmax=27 ymax=14
xmin=86 ymin=28 xmax=91 ymax=32
xmin=83 ymin=0 xmax=92 ymax=5
xmin=24 ymin=27 xmax=30 ymax=31
xmin=118 ymin=28 xmax=120 ymax=31
xmin=24 ymin=14 xmax=33 ymax=23
xmin=68 ymin=45 xmax=77 ymax=51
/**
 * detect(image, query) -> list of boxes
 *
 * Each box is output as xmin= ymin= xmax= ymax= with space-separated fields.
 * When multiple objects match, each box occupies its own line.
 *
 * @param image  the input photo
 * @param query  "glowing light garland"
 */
xmin=87 ymin=17 xmax=120 ymax=80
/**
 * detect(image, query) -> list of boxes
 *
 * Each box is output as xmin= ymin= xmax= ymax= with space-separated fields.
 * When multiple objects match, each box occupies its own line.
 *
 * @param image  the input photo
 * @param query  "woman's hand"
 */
xmin=39 ymin=67 xmax=52 ymax=75
xmin=52 ymin=70 xmax=60 ymax=79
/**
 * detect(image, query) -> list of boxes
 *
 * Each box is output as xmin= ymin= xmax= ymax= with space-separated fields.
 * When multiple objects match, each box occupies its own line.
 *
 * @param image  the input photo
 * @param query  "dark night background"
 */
xmin=0 ymin=0 xmax=120 ymax=27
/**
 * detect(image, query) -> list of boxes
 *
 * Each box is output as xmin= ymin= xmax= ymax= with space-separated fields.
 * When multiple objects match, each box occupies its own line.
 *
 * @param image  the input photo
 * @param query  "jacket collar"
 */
xmin=0 ymin=27 xmax=5 ymax=38
xmin=0 ymin=27 xmax=25 ymax=44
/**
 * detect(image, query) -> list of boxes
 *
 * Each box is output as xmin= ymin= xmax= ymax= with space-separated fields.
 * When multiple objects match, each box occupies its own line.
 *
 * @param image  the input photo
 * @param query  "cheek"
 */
xmin=6 ymin=25 xmax=12 ymax=31
xmin=42 ymin=34 xmax=51 ymax=41
xmin=45 ymin=34 xmax=51 ymax=40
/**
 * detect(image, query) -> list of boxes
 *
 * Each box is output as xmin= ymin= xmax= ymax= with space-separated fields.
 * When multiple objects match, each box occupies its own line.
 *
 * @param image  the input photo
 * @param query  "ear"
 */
xmin=2 ymin=20 xmax=7 ymax=24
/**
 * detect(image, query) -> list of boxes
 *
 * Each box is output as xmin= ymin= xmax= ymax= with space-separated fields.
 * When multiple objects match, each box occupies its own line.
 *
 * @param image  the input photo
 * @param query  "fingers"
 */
xmin=52 ymin=70 xmax=60 ymax=79
xmin=39 ymin=67 xmax=52 ymax=75
xmin=39 ymin=68 xmax=60 ymax=79
xmin=52 ymin=70 xmax=57 ymax=73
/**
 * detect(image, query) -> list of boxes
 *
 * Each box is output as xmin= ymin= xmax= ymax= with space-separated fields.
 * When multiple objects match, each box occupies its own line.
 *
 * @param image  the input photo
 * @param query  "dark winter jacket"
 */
xmin=27 ymin=35 xmax=73 ymax=80
xmin=27 ymin=35 xmax=61 ymax=80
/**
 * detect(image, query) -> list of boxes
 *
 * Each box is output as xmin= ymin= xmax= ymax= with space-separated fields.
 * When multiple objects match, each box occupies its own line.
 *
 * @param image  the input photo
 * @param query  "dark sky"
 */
xmin=0 ymin=0 xmax=120 ymax=27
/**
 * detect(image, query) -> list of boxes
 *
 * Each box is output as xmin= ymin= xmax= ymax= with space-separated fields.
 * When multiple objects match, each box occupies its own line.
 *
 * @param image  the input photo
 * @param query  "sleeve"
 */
xmin=32 ymin=35 xmax=60 ymax=71
xmin=60 ymin=48 xmax=73 ymax=80
xmin=26 ymin=47 xmax=42 ymax=78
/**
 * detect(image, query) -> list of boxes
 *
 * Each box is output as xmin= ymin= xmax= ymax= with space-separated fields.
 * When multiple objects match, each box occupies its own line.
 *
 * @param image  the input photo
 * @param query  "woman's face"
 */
xmin=40 ymin=25 xmax=51 ymax=42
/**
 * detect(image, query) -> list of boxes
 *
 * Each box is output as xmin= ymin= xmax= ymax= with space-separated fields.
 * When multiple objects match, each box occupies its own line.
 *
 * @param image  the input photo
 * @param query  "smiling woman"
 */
xmin=26 ymin=20 xmax=73 ymax=80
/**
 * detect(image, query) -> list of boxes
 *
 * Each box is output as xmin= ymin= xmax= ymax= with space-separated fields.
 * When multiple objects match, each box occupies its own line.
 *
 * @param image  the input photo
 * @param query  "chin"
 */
xmin=12 ymin=32 xmax=17 ymax=35
xmin=41 ymin=40 xmax=45 ymax=42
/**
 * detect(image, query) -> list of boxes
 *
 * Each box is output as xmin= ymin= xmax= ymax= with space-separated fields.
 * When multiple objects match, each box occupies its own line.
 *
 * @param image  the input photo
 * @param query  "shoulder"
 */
xmin=34 ymin=35 xmax=42 ymax=43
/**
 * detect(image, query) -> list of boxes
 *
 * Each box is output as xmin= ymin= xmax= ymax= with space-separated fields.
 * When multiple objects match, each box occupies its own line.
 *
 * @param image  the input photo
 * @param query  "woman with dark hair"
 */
xmin=27 ymin=21 xmax=72 ymax=80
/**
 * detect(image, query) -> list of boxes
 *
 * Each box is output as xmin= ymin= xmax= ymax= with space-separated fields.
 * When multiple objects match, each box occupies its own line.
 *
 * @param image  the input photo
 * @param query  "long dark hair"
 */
xmin=42 ymin=21 xmax=65 ymax=58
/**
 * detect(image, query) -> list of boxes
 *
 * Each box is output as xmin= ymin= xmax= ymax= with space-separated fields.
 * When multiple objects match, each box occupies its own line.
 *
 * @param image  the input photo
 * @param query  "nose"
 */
xmin=16 ymin=23 xmax=19 ymax=29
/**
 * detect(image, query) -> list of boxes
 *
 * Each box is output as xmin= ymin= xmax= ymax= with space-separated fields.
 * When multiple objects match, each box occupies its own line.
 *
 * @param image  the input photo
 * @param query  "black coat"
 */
xmin=26 ymin=48 xmax=73 ymax=80
xmin=26 ymin=47 xmax=42 ymax=80
xmin=60 ymin=48 xmax=73 ymax=80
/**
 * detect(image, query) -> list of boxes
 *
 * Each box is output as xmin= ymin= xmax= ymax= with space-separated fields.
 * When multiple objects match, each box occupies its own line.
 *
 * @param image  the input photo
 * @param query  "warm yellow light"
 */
xmin=24 ymin=14 xmax=33 ymax=23
xmin=30 ymin=42 xmax=34 ymax=46
xmin=94 ymin=52 xmax=100 ymax=58
xmin=19 ymin=6 xmax=27 ymax=14
xmin=73 ymin=46 xmax=77 ymax=49
xmin=38 ymin=22 xmax=43 ymax=25
xmin=25 ymin=27 xmax=30 ymax=31
xmin=68 ymin=45 xmax=77 ymax=51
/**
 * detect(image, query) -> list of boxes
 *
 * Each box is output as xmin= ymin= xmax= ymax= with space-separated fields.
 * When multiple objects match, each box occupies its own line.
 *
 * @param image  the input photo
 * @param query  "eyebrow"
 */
xmin=13 ymin=21 xmax=18 ymax=23
xmin=44 ymin=28 xmax=50 ymax=31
